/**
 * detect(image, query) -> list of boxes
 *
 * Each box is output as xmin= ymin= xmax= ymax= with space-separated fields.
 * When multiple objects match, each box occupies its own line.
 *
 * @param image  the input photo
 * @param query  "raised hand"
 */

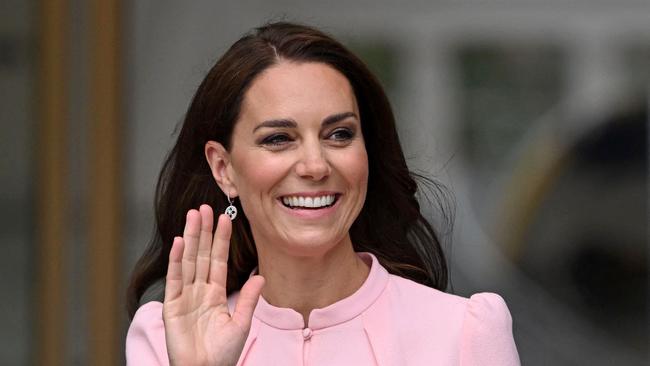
xmin=163 ymin=205 xmax=265 ymax=366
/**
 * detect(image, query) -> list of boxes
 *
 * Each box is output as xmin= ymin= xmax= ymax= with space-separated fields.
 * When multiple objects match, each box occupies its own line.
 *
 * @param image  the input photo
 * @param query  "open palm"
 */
xmin=163 ymin=205 xmax=265 ymax=366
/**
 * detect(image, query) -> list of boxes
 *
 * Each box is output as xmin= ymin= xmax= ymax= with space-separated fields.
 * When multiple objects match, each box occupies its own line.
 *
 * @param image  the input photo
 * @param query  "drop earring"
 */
xmin=225 ymin=193 xmax=237 ymax=220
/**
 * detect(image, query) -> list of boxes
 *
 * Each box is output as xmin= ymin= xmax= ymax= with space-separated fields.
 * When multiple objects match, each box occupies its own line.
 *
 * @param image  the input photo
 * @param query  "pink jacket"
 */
xmin=126 ymin=253 xmax=520 ymax=365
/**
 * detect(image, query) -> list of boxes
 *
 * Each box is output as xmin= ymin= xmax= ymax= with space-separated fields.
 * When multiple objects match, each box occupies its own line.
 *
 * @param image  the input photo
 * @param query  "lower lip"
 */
xmin=277 ymin=196 xmax=341 ymax=219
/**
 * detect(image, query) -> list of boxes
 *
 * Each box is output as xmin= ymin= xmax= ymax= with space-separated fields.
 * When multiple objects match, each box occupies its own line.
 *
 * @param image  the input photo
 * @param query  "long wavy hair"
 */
xmin=127 ymin=21 xmax=452 ymax=318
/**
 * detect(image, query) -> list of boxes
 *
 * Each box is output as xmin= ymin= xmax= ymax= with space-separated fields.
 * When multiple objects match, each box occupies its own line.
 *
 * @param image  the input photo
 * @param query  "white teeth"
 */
xmin=281 ymin=194 xmax=337 ymax=208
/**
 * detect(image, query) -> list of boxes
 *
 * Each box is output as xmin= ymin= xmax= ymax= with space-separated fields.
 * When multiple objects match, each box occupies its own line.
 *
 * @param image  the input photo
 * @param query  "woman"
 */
xmin=126 ymin=22 xmax=520 ymax=365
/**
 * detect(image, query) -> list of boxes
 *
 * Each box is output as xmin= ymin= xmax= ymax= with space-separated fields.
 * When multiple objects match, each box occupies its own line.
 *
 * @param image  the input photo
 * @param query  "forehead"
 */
xmin=238 ymin=61 xmax=358 ymax=125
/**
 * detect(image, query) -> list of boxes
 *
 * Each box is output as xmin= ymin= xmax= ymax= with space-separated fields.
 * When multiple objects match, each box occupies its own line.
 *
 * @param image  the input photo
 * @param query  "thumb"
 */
xmin=231 ymin=275 xmax=265 ymax=329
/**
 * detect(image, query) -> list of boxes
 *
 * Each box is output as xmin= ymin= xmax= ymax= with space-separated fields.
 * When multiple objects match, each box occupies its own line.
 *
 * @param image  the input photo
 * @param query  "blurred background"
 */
xmin=1 ymin=0 xmax=647 ymax=365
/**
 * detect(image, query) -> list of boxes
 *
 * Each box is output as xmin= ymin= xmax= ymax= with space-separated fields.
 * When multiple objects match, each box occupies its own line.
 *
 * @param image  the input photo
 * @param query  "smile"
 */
xmin=280 ymin=194 xmax=339 ymax=209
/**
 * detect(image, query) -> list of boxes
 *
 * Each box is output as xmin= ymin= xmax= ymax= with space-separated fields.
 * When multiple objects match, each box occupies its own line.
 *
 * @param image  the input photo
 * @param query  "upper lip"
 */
xmin=278 ymin=191 xmax=340 ymax=198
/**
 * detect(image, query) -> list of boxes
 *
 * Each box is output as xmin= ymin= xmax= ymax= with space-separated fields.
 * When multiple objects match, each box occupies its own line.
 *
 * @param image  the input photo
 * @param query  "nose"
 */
xmin=295 ymin=141 xmax=331 ymax=181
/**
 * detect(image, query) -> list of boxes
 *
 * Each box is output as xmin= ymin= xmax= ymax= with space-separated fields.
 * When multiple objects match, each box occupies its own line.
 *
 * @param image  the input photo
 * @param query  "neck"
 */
xmin=256 ymin=236 xmax=370 ymax=327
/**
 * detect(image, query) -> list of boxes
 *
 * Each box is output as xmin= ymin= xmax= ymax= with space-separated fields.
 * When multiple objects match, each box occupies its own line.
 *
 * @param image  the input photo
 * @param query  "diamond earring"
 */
xmin=225 ymin=193 xmax=237 ymax=220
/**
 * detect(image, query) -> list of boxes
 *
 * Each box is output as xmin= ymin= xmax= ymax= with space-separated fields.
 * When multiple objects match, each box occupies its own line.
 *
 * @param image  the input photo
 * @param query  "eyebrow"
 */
xmin=252 ymin=111 xmax=358 ymax=133
xmin=323 ymin=112 xmax=358 ymax=127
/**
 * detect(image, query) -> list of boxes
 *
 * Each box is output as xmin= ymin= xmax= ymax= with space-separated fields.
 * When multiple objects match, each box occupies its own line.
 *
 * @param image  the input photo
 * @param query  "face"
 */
xmin=206 ymin=61 xmax=368 ymax=258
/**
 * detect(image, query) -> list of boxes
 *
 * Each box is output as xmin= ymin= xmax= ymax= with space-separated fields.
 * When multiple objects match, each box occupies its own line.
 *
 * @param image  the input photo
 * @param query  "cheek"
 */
xmin=339 ymin=145 xmax=369 ymax=191
xmin=231 ymin=152 xmax=291 ymax=199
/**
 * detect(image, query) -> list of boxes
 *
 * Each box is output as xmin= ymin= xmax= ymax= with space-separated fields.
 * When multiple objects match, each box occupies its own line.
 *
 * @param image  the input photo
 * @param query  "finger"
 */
xmin=194 ymin=205 xmax=214 ymax=282
xmin=231 ymin=275 xmax=265 ymax=329
xmin=181 ymin=209 xmax=201 ymax=285
xmin=208 ymin=214 xmax=232 ymax=286
xmin=164 ymin=237 xmax=184 ymax=302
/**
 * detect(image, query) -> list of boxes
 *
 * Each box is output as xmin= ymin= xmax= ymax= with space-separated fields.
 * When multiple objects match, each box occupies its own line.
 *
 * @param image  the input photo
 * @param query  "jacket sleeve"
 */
xmin=460 ymin=293 xmax=521 ymax=366
xmin=126 ymin=301 xmax=170 ymax=366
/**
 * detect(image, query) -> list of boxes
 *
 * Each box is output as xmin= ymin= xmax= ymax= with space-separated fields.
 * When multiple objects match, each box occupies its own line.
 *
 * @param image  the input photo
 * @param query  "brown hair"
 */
xmin=127 ymin=21 xmax=451 ymax=318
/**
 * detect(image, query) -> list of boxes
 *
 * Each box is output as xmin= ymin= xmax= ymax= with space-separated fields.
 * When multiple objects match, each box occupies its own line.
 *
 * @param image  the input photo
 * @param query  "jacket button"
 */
xmin=302 ymin=327 xmax=312 ymax=340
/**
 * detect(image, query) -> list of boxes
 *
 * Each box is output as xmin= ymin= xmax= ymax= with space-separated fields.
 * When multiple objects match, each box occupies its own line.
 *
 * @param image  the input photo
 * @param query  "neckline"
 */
xmin=252 ymin=252 xmax=389 ymax=330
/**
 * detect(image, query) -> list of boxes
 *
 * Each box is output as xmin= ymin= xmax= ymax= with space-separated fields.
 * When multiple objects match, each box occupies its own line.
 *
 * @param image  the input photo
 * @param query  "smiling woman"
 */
xmin=207 ymin=62 xmax=368 ymax=262
xmin=125 ymin=22 xmax=520 ymax=365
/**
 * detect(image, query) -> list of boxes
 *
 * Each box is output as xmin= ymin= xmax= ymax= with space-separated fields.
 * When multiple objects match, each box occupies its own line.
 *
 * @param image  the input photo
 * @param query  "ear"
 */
xmin=205 ymin=141 xmax=238 ymax=197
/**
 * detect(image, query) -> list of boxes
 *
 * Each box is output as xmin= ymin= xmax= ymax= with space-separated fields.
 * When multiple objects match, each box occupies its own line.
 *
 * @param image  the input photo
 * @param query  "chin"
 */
xmin=280 ymin=232 xmax=345 ymax=257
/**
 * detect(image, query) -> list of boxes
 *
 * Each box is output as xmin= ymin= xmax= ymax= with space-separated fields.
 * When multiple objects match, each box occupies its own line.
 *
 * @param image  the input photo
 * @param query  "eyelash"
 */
xmin=260 ymin=128 xmax=355 ymax=147
xmin=261 ymin=133 xmax=291 ymax=146
xmin=329 ymin=128 xmax=354 ymax=141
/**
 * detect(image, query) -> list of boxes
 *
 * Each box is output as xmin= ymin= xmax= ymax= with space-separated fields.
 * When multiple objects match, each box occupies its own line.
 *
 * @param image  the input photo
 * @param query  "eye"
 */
xmin=328 ymin=128 xmax=354 ymax=141
xmin=260 ymin=133 xmax=292 ymax=146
